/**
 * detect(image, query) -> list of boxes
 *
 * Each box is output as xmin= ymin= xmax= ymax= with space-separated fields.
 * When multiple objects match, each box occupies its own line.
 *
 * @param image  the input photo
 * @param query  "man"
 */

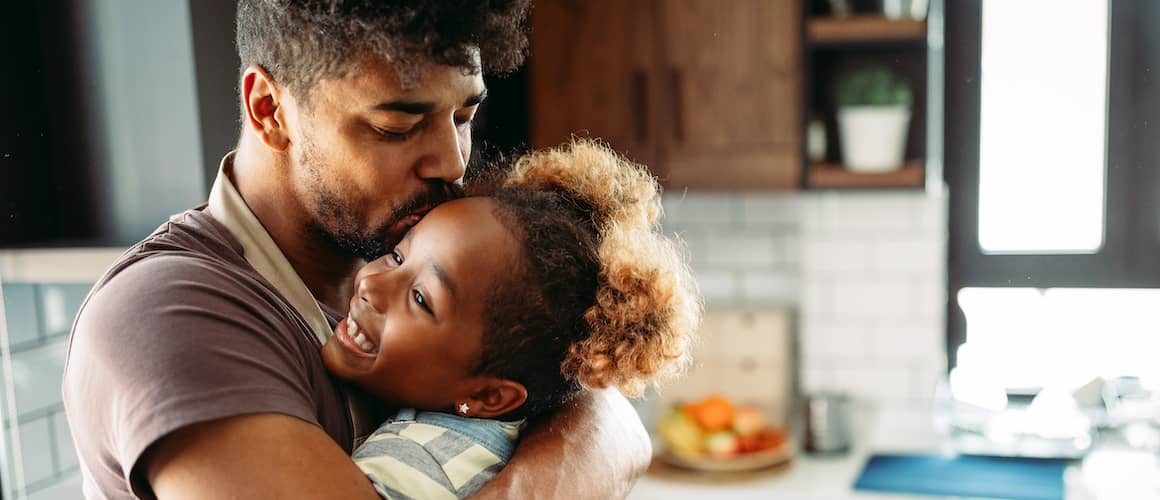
xmin=61 ymin=1 xmax=650 ymax=498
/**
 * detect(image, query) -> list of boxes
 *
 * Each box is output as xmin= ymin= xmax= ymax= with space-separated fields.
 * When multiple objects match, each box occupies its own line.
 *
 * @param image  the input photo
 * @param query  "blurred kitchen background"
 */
xmin=4 ymin=0 xmax=1160 ymax=498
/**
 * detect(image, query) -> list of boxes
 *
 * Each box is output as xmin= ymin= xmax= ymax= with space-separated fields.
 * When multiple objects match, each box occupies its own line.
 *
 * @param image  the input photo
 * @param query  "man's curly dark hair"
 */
xmin=235 ymin=0 xmax=530 ymax=94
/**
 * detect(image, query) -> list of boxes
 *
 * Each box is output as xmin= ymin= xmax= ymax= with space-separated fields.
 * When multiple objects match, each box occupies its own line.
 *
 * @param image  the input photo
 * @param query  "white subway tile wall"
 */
xmin=3 ymin=285 xmax=42 ymax=347
xmin=1 ymin=283 xmax=91 ymax=499
xmin=52 ymin=412 xmax=78 ymax=473
xmin=661 ymin=191 xmax=948 ymax=408
xmin=27 ymin=475 xmax=83 ymax=500
xmin=11 ymin=341 xmax=68 ymax=418
xmin=19 ymin=417 xmax=55 ymax=486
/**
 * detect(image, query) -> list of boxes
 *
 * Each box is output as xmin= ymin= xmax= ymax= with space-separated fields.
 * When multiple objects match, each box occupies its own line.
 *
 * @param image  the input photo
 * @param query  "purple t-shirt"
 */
xmin=62 ymin=209 xmax=353 ymax=499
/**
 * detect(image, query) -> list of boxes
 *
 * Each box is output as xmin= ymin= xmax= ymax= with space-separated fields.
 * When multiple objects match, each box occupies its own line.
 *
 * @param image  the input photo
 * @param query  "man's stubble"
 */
xmin=296 ymin=137 xmax=460 ymax=262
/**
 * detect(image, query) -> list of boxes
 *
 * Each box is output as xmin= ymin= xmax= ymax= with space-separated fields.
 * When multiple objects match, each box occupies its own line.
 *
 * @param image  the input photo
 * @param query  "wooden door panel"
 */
xmin=664 ymin=150 xmax=800 ymax=191
xmin=672 ymin=72 xmax=798 ymax=150
xmin=530 ymin=0 xmax=659 ymax=167
xmin=662 ymin=0 xmax=797 ymax=72
xmin=659 ymin=0 xmax=802 ymax=153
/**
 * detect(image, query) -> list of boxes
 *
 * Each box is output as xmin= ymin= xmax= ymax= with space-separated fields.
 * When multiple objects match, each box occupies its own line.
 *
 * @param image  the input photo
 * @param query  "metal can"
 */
xmin=803 ymin=392 xmax=852 ymax=454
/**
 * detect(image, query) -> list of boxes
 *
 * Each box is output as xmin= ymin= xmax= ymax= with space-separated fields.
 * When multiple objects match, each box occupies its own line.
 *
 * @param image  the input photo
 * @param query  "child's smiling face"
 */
xmin=322 ymin=197 xmax=522 ymax=412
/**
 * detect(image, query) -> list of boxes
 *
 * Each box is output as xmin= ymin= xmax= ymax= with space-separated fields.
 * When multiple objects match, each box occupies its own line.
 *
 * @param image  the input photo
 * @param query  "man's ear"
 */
xmin=241 ymin=65 xmax=291 ymax=152
xmin=463 ymin=378 xmax=527 ymax=419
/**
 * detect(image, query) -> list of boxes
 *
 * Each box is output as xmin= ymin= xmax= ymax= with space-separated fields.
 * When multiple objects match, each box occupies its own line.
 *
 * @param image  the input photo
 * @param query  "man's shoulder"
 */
xmin=96 ymin=208 xmax=261 ymax=298
xmin=111 ymin=208 xmax=244 ymax=275
xmin=79 ymin=208 xmax=300 ymax=336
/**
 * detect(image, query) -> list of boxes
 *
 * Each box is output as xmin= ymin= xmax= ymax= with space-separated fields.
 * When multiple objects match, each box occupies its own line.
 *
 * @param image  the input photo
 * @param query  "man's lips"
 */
xmin=392 ymin=205 xmax=432 ymax=231
xmin=408 ymin=205 xmax=433 ymax=220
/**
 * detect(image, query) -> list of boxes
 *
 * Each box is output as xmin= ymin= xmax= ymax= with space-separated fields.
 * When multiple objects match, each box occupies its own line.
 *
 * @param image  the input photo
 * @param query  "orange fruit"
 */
xmin=686 ymin=395 xmax=735 ymax=433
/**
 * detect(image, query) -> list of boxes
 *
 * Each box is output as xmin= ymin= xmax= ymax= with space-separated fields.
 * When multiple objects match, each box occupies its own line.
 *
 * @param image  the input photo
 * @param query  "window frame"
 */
xmin=945 ymin=0 xmax=1160 ymax=369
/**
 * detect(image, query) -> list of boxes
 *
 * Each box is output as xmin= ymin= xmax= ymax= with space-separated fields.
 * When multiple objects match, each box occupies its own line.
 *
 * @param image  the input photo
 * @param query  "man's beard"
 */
xmin=306 ymin=186 xmax=455 ymax=262
xmin=297 ymin=149 xmax=461 ymax=262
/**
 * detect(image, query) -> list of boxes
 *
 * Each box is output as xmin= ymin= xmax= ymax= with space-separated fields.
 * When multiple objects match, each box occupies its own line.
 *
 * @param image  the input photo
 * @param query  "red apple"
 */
xmin=754 ymin=427 xmax=788 ymax=451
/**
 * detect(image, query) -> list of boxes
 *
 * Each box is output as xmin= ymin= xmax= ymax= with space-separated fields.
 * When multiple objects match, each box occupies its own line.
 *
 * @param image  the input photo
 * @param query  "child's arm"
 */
xmin=470 ymin=389 xmax=651 ymax=499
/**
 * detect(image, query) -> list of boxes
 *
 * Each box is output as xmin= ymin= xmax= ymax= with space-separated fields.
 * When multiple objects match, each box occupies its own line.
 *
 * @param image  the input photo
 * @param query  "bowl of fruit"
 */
xmin=657 ymin=394 xmax=791 ymax=471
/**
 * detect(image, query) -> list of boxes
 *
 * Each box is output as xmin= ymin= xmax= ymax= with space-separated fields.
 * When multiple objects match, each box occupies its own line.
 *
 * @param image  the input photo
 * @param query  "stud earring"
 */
xmin=458 ymin=402 xmax=470 ymax=415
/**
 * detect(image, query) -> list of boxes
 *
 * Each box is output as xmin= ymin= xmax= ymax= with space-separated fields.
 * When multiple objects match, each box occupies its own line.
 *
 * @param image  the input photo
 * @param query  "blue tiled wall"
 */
xmin=1 ymin=283 xmax=92 ymax=500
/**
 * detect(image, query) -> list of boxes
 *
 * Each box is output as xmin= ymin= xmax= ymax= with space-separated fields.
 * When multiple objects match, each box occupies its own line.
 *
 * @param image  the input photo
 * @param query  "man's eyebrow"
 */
xmin=373 ymin=100 xmax=436 ymax=115
xmin=371 ymin=89 xmax=487 ymax=115
xmin=430 ymin=262 xmax=457 ymax=300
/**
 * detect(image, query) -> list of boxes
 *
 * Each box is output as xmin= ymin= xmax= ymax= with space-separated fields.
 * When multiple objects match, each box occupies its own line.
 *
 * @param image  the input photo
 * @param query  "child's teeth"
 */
xmin=354 ymin=332 xmax=374 ymax=352
xmin=349 ymin=319 xmax=360 ymax=337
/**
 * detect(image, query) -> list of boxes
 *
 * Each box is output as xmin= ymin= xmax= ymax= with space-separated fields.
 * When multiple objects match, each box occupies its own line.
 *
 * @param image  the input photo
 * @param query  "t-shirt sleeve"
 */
xmin=64 ymin=254 xmax=326 ymax=495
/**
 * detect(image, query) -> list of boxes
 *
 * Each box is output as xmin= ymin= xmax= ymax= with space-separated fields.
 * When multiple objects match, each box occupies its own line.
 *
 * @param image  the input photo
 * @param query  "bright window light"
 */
xmin=978 ymin=0 xmax=1108 ymax=253
xmin=957 ymin=287 xmax=1160 ymax=392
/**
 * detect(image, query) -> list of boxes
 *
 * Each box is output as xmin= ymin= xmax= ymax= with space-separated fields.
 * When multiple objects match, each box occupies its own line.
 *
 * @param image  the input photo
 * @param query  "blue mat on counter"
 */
xmin=853 ymin=453 xmax=1069 ymax=500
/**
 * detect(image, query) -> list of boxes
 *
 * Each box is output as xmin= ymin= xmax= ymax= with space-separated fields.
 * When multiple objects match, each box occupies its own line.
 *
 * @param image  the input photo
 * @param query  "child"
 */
xmin=320 ymin=140 xmax=702 ymax=499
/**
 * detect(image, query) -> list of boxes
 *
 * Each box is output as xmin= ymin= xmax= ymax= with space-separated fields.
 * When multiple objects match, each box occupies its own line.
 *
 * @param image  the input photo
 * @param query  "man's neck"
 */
xmin=230 ymin=147 xmax=361 ymax=312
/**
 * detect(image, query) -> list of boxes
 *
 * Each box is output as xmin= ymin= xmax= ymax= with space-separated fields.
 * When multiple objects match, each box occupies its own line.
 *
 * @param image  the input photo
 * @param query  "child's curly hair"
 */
xmin=468 ymin=140 xmax=702 ymax=420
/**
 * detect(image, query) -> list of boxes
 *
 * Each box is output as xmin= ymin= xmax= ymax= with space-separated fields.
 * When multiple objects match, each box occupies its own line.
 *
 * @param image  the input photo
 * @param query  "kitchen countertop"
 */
xmin=0 ymin=247 xmax=126 ymax=283
xmin=629 ymin=404 xmax=1160 ymax=500
xmin=631 ymin=447 xmax=899 ymax=500
xmin=630 ymin=404 xmax=938 ymax=500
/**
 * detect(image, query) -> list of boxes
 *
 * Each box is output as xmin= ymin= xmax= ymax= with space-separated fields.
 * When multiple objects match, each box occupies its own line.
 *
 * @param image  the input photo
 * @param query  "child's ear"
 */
xmin=465 ymin=378 xmax=527 ymax=418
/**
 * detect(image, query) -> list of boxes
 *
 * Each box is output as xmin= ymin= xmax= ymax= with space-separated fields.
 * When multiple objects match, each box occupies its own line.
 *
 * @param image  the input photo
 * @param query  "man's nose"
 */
xmin=415 ymin=117 xmax=468 ymax=183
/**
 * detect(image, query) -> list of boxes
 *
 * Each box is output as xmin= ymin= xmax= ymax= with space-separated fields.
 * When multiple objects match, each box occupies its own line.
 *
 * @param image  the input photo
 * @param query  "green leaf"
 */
xmin=835 ymin=65 xmax=913 ymax=107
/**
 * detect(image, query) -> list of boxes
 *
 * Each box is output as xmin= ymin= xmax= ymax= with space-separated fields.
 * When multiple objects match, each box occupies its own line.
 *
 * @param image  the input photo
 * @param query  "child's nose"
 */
xmin=356 ymin=272 xmax=389 ymax=313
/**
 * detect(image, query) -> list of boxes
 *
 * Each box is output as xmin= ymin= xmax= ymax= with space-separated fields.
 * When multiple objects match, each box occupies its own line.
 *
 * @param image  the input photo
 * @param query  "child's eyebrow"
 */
xmin=431 ymin=262 xmax=458 ymax=300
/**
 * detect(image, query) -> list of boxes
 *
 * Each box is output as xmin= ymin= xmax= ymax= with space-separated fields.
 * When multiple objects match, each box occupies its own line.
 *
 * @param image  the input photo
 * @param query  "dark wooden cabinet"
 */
xmin=530 ymin=0 xmax=661 ymax=169
xmin=530 ymin=0 xmax=803 ymax=191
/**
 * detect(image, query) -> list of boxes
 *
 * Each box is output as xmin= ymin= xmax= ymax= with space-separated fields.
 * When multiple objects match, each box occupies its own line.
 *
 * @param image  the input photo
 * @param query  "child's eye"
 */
xmin=387 ymin=250 xmax=403 ymax=266
xmin=413 ymin=290 xmax=433 ymax=314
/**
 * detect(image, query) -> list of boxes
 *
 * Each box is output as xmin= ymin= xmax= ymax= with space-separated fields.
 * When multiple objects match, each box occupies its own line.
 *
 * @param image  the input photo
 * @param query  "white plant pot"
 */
xmin=837 ymin=106 xmax=911 ymax=173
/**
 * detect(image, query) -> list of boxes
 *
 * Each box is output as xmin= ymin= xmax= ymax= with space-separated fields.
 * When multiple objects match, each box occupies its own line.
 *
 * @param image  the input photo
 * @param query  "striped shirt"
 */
xmin=353 ymin=409 xmax=523 ymax=499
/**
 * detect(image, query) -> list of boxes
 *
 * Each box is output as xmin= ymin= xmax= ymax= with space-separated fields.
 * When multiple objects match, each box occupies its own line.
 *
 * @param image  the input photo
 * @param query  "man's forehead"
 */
xmin=319 ymin=55 xmax=485 ymax=107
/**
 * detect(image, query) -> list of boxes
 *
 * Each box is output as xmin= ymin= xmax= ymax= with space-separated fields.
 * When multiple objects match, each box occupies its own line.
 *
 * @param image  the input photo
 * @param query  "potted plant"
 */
xmin=834 ymin=66 xmax=913 ymax=173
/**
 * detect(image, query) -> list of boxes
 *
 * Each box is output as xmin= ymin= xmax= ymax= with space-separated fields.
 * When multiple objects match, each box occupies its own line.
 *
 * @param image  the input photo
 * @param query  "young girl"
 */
xmin=320 ymin=140 xmax=701 ymax=499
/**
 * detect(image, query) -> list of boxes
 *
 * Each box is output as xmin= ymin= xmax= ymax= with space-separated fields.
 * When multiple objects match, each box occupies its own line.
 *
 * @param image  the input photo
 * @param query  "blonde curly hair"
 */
xmin=469 ymin=140 xmax=701 ymax=418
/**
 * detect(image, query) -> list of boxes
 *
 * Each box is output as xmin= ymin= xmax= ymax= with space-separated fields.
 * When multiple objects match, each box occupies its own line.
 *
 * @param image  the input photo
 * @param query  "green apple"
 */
xmin=659 ymin=407 xmax=703 ymax=457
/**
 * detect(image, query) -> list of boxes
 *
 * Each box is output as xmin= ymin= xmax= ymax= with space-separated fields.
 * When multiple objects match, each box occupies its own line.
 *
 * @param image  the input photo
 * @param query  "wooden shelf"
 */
xmin=808 ymin=15 xmax=926 ymax=45
xmin=807 ymin=161 xmax=924 ymax=189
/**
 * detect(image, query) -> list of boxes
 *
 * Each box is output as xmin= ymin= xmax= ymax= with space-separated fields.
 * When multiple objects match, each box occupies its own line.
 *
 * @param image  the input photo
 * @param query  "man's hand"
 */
xmin=473 ymin=389 xmax=652 ymax=499
xmin=145 ymin=413 xmax=380 ymax=499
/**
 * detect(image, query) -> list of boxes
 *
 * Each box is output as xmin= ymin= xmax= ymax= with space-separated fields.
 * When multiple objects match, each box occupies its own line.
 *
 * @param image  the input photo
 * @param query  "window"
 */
xmin=977 ymin=0 xmax=1108 ymax=254
xmin=945 ymin=0 xmax=1160 ymax=392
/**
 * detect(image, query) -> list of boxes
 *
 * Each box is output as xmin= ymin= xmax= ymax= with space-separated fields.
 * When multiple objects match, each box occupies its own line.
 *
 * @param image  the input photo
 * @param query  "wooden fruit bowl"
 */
xmin=658 ymin=440 xmax=794 ymax=472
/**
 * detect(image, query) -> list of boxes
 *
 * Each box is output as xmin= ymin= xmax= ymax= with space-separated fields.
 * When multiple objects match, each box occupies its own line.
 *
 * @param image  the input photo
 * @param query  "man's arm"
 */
xmin=63 ymin=256 xmax=378 ymax=498
xmin=145 ymin=413 xmax=380 ymax=499
xmin=472 ymin=389 xmax=651 ymax=499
